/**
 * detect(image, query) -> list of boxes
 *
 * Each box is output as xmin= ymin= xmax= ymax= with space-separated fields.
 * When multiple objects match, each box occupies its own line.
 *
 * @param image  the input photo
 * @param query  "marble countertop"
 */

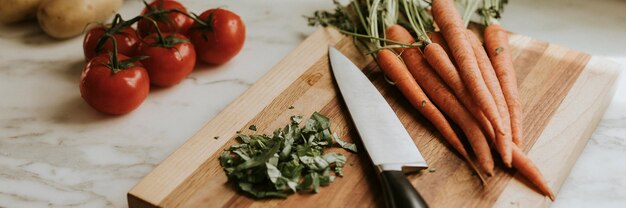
xmin=0 ymin=0 xmax=624 ymax=207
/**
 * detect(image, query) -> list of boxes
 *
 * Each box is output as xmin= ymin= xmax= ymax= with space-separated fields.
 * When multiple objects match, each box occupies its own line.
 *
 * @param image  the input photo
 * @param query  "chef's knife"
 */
xmin=329 ymin=47 xmax=428 ymax=208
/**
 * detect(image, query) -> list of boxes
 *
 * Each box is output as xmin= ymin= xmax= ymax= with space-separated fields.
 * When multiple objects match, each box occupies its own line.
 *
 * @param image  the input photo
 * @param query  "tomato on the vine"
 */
xmin=80 ymin=54 xmax=150 ymax=115
xmin=138 ymin=33 xmax=196 ymax=87
xmin=187 ymin=8 xmax=245 ymax=65
xmin=83 ymin=26 xmax=140 ymax=61
xmin=137 ymin=0 xmax=193 ymax=37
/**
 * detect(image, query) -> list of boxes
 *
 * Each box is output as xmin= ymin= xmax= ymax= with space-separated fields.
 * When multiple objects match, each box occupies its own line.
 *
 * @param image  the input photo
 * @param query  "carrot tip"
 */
xmin=504 ymin=160 xmax=513 ymax=168
xmin=485 ymin=170 xmax=494 ymax=177
xmin=548 ymin=193 xmax=556 ymax=201
xmin=497 ymin=129 xmax=506 ymax=135
xmin=547 ymin=189 xmax=556 ymax=201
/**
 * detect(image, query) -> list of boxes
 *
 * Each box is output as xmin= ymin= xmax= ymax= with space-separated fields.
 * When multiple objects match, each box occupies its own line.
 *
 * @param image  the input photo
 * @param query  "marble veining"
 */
xmin=0 ymin=0 xmax=624 ymax=207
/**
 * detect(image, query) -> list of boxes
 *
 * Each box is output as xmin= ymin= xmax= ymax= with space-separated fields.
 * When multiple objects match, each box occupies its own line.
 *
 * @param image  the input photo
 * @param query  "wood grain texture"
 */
xmin=128 ymin=28 xmax=620 ymax=208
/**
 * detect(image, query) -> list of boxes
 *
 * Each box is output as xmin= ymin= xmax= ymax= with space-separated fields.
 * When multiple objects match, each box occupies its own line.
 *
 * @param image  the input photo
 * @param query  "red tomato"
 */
xmin=137 ymin=0 xmax=193 ymax=37
xmin=138 ymin=33 xmax=196 ymax=87
xmin=80 ymin=54 xmax=150 ymax=115
xmin=187 ymin=8 xmax=245 ymax=65
xmin=83 ymin=26 xmax=140 ymax=61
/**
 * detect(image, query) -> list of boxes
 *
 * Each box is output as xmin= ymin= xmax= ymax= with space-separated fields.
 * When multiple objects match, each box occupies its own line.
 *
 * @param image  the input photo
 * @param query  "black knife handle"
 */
xmin=380 ymin=170 xmax=428 ymax=208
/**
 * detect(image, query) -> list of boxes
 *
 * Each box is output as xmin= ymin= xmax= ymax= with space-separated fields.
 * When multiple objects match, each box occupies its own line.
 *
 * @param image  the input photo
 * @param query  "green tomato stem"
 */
xmin=106 ymin=34 xmax=121 ymax=73
xmin=138 ymin=16 xmax=166 ymax=45
xmin=170 ymin=9 xmax=210 ymax=28
xmin=94 ymin=14 xmax=143 ymax=55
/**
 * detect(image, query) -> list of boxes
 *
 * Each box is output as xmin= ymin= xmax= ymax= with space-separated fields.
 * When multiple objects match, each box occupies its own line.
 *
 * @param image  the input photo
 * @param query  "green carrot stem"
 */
xmin=370 ymin=0 xmax=380 ymax=47
xmin=462 ymin=0 xmax=481 ymax=27
xmin=339 ymin=29 xmax=416 ymax=47
xmin=353 ymin=0 xmax=371 ymax=36
xmin=367 ymin=44 xmax=422 ymax=54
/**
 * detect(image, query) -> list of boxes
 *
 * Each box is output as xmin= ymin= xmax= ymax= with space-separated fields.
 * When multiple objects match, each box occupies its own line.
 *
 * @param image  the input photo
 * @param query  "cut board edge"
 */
xmin=494 ymin=56 xmax=621 ymax=207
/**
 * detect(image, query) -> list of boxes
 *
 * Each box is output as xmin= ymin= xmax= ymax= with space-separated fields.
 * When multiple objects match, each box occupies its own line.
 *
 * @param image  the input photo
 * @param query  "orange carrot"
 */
xmin=375 ymin=49 xmax=465 ymax=153
xmin=376 ymin=49 xmax=467 ymax=157
xmin=426 ymin=32 xmax=453 ymax=61
xmin=385 ymin=25 xmax=494 ymax=176
xmin=512 ymin=146 xmax=555 ymax=200
xmin=402 ymin=52 xmax=495 ymax=176
xmin=422 ymin=43 xmax=496 ymax=141
xmin=467 ymin=30 xmax=513 ymax=167
xmin=484 ymin=24 xmax=524 ymax=146
xmin=431 ymin=0 xmax=503 ymax=135
xmin=431 ymin=0 xmax=510 ymax=166
xmin=425 ymin=32 xmax=495 ymax=140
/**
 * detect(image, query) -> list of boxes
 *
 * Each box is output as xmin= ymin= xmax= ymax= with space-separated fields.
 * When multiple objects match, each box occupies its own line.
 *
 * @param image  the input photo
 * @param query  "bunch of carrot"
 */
xmin=309 ymin=0 xmax=554 ymax=200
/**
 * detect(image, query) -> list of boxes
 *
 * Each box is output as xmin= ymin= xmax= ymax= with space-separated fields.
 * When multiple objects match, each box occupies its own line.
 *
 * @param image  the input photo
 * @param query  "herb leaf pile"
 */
xmin=219 ymin=112 xmax=356 ymax=198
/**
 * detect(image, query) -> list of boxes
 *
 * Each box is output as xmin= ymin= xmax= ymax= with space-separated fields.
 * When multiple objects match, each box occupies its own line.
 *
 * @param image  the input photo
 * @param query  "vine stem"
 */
xmin=94 ymin=14 xmax=124 ymax=54
xmin=167 ymin=9 xmax=210 ymax=27
xmin=140 ymin=0 xmax=210 ymax=28
xmin=139 ymin=16 xmax=167 ymax=46
xmin=141 ymin=7 xmax=211 ymax=29
xmin=106 ymin=34 xmax=121 ymax=73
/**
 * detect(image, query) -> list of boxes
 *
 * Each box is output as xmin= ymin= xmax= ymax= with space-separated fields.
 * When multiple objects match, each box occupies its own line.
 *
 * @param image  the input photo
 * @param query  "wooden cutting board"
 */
xmin=128 ymin=28 xmax=620 ymax=208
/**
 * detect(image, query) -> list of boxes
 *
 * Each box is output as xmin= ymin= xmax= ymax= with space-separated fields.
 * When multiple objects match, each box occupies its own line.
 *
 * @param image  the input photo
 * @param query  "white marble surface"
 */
xmin=0 ymin=0 xmax=624 ymax=207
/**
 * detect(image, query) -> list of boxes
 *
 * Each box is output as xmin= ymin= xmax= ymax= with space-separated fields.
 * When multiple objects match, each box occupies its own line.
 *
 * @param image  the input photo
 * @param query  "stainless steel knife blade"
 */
xmin=328 ymin=47 xmax=427 ymax=172
xmin=329 ymin=47 xmax=428 ymax=208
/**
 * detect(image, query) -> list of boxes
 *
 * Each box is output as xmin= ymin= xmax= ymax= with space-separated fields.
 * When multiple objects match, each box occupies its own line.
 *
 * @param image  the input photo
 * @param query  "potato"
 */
xmin=37 ymin=0 xmax=122 ymax=39
xmin=0 ymin=0 xmax=43 ymax=24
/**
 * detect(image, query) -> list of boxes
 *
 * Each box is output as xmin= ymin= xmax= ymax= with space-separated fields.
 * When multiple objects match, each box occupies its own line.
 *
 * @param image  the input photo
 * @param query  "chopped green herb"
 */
xmin=219 ymin=112 xmax=352 ymax=198
xmin=214 ymin=136 xmax=220 ymax=140
xmin=421 ymin=100 xmax=427 ymax=107
xmin=333 ymin=133 xmax=357 ymax=153
xmin=288 ymin=106 xmax=295 ymax=109
xmin=291 ymin=115 xmax=303 ymax=124
xmin=249 ymin=125 xmax=257 ymax=131
xmin=428 ymin=168 xmax=437 ymax=173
